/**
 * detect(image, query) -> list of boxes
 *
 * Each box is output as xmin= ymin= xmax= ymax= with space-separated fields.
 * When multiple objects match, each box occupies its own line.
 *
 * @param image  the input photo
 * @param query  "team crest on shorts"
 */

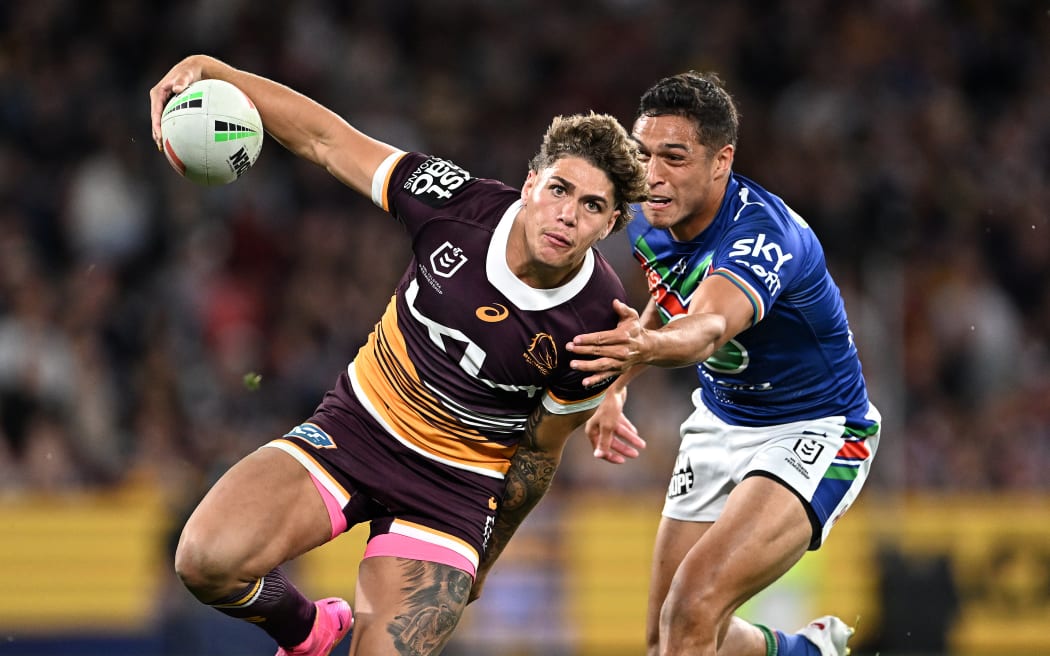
xmin=284 ymin=423 xmax=336 ymax=449
xmin=793 ymin=438 xmax=824 ymax=464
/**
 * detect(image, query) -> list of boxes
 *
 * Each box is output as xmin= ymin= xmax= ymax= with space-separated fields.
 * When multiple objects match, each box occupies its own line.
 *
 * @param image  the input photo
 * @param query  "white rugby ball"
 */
xmin=160 ymin=79 xmax=264 ymax=186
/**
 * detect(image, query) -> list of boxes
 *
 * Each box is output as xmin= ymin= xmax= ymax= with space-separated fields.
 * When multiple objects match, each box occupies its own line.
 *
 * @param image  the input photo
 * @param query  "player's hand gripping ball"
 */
xmin=160 ymin=79 xmax=264 ymax=186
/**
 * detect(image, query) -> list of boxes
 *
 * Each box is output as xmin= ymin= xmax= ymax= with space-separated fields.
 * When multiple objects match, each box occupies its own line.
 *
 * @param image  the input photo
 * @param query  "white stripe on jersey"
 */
xmin=372 ymin=150 xmax=407 ymax=208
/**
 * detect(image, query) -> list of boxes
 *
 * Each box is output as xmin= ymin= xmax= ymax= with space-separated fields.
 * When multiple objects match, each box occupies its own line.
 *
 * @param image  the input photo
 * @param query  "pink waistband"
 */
xmin=364 ymin=532 xmax=477 ymax=579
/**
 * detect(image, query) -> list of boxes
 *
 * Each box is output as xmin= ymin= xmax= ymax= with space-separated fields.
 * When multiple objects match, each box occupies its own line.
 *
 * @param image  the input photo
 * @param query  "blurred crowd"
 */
xmin=0 ymin=0 xmax=1047 ymax=511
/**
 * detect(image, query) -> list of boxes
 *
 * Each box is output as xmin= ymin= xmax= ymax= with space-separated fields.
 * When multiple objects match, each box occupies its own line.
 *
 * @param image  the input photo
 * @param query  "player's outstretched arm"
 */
xmin=149 ymin=54 xmax=396 ymax=197
xmin=569 ymin=276 xmax=755 ymax=386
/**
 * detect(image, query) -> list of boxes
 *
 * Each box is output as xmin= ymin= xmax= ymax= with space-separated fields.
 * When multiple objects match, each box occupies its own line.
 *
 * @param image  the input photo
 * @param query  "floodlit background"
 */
xmin=1 ymin=1 xmax=1048 ymax=655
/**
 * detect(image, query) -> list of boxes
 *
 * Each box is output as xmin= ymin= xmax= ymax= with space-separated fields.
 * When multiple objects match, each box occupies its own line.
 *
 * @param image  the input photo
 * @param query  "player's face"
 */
xmin=514 ymin=156 xmax=619 ymax=287
xmin=633 ymin=114 xmax=732 ymax=241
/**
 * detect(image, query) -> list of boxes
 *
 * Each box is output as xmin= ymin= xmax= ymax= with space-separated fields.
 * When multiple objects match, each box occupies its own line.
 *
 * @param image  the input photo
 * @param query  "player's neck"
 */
xmin=669 ymin=193 xmax=726 ymax=241
xmin=520 ymin=261 xmax=580 ymax=289
xmin=669 ymin=213 xmax=715 ymax=242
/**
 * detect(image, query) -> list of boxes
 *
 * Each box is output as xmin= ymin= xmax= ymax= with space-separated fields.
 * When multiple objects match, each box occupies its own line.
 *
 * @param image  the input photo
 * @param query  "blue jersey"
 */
xmin=627 ymin=173 xmax=871 ymax=426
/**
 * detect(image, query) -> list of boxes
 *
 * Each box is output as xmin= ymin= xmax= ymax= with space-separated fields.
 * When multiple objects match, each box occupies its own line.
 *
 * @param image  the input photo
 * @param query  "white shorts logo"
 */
xmin=668 ymin=454 xmax=694 ymax=498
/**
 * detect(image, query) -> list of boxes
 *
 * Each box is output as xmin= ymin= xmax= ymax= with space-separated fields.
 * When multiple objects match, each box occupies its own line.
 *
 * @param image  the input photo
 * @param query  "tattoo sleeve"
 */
xmin=475 ymin=404 xmax=566 ymax=585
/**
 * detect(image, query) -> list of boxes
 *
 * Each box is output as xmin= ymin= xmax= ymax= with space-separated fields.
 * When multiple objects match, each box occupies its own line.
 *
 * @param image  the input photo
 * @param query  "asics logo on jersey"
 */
xmin=430 ymin=241 xmax=468 ymax=278
xmin=406 ymin=280 xmax=544 ymax=397
xmin=475 ymin=304 xmax=509 ymax=322
xmin=523 ymin=332 xmax=557 ymax=375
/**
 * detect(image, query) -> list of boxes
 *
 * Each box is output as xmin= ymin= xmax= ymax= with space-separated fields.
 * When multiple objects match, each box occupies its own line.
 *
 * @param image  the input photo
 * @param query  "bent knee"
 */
xmin=661 ymin=580 xmax=730 ymax=642
xmin=174 ymin=526 xmax=251 ymax=598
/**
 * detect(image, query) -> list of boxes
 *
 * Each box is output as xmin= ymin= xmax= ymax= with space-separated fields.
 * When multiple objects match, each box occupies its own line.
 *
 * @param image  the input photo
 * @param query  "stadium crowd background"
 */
xmin=0 ymin=1 xmax=1047 ymax=655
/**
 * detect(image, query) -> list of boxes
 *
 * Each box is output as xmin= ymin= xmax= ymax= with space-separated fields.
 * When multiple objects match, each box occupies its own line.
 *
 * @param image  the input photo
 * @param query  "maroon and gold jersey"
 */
xmin=346 ymin=150 xmax=626 ymax=479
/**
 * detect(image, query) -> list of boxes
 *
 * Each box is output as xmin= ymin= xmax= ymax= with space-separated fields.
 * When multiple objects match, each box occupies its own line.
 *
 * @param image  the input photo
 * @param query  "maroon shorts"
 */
xmin=263 ymin=372 xmax=504 ymax=577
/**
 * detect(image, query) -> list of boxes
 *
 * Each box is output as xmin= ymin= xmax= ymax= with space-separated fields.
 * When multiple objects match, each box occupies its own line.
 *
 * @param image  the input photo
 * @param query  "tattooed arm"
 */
xmin=469 ymin=404 xmax=589 ymax=603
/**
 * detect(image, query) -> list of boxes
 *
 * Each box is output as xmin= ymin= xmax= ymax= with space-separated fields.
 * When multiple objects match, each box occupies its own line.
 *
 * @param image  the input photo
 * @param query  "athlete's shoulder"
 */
xmin=717 ymin=174 xmax=828 ymax=300
xmin=724 ymin=174 xmax=782 ymax=221
xmin=724 ymin=174 xmax=814 ymax=243
xmin=385 ymin=152 xmax=519 ymax=221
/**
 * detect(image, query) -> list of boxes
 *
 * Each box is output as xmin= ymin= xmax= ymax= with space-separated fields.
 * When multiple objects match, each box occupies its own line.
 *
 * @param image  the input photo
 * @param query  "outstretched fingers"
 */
xmin=568 ymin=299 xmax=645 ymax=379
xmin=587 ymin=406 xmax=645 ymax=464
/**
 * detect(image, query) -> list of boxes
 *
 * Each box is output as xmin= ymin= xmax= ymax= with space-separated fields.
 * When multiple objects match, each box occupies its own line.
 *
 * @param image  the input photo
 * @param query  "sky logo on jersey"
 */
xmin=729 ymin=233 xmax=793 ymax=271
xmin=430 ymin=241 xmax=468 ymax=278
xmin=668 ymin=454 xmax=694 ymax=498
xmin=404 ymin=157 xmax=473 ymax=207
xmin=729 ymin=233 xmax=793 ymax=294
xmin=284 ymin=422 xmax=336 ymax=448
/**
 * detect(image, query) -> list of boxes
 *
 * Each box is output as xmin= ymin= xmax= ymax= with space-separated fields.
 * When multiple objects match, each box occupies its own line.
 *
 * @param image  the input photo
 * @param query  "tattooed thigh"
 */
xmin=387 ymin=559 xmax=472 ymax=655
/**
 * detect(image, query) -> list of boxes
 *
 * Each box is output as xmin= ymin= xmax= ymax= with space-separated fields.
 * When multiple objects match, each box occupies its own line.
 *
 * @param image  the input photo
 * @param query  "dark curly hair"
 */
xmin=638 ymin=71 xmax=739 ymax=151
xmin=529 ymin=112 xmax=648 ymax=233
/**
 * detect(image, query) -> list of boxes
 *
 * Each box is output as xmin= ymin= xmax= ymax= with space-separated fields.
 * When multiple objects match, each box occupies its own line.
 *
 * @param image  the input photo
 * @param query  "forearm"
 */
xmin=192 ymin=55 xmax=346 ymax=167
xmin=474 ymin=406 xmax=576 ymax=595
xmin=632 ymin=298 xmax=724 ymax=370
xmin=478 ymin=432 xmax=561 ymax=575
xmin=642 ymin=312 xmax=727 ymax=368
xmin=606 ymin=362 xmax=647 ymax=395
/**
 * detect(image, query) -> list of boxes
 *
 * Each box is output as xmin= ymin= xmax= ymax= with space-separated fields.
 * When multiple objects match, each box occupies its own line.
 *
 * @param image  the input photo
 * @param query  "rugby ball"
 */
xmin=160 ymin=79 xmax=264 ymax=185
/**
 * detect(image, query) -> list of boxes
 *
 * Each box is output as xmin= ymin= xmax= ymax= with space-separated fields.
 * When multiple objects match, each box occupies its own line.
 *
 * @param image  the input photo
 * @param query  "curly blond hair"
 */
xmin=529 ymin=112 xmax=648 ymax=232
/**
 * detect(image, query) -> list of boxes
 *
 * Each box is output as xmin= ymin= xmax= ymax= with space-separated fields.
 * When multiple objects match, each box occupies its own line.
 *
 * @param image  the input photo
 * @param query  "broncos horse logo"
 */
xmin=523 ymin=332 xmax=557 ymax=375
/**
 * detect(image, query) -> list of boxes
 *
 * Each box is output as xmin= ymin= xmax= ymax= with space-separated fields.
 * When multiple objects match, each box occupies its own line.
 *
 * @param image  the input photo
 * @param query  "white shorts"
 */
xmin=663 ymin=389 xmax=881 ymax=549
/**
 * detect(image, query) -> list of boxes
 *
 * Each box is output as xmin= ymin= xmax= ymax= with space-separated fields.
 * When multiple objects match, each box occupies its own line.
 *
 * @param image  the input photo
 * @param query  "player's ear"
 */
xmin=714 ymin=144 xmax=734 ymax=178
xmin=521 ymin=170 xmax=538 ymax=200
xmin=601 ymin=211 xmax=620 ymax=239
